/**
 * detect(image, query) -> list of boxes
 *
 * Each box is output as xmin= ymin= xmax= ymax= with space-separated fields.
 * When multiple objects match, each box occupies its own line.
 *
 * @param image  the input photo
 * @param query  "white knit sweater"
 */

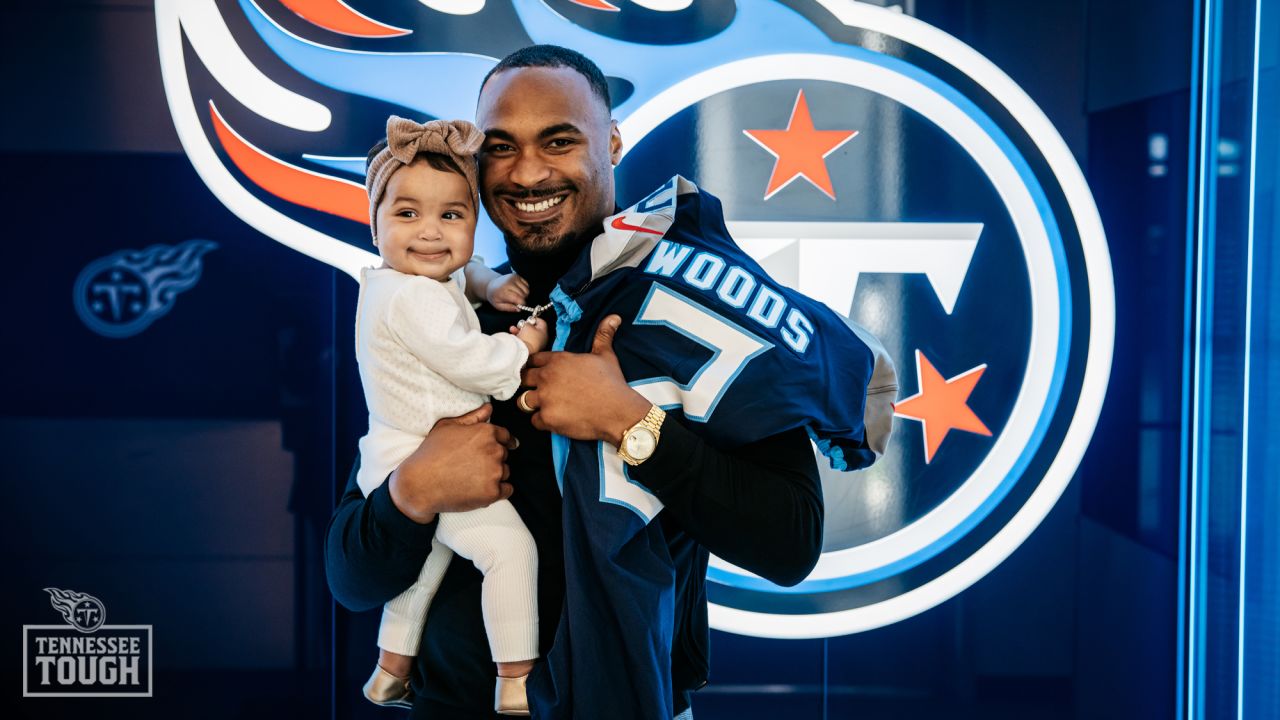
xmin=355 ymin=266 xmax=529 ymax=496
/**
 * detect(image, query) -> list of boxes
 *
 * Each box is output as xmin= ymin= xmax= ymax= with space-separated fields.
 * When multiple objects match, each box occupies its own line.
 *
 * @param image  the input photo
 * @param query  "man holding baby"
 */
xmin=327 ymin=44 xmax=885 ymax=720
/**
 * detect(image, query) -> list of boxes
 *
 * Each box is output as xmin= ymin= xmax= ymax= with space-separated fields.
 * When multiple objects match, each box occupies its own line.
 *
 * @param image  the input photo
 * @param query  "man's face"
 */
xmin=476 ymin=66 xmax=623 ymax=254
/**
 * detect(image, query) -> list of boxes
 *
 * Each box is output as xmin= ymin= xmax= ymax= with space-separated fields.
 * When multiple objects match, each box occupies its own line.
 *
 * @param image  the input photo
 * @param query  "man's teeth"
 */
xmin=515 ymin=196 xmax=564 ymax=213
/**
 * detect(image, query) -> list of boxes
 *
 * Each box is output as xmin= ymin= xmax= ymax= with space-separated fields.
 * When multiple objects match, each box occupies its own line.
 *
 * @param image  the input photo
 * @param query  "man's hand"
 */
xmin=388 ymin=404 xmax=519 ymax=524
xmin=519 ymin=315 xmax=652 ymax=446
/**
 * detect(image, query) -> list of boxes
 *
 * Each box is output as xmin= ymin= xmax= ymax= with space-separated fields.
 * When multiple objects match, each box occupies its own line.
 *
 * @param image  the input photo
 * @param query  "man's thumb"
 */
xmin=592 ymin=315 xmax=622 ymax=355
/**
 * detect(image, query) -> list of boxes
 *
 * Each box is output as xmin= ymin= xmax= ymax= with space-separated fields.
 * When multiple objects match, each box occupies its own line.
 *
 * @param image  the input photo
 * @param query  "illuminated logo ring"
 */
xmin=618 ymin=4 xmax=1112 ymax=638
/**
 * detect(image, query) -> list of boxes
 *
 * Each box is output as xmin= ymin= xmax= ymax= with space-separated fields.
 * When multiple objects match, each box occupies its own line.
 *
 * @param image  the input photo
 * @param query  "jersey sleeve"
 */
xmin=325 ymin=455 xmax=439 ymax=612
xmin=386 ymin=277 xmax=529 ymax=400
xmin=630 ymin=421 xmax=822 ymax=586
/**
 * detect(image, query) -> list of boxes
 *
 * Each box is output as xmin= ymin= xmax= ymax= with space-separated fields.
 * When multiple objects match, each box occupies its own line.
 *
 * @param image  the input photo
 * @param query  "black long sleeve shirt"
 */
xmin=326 ymin=260 xmax=824 ymax=719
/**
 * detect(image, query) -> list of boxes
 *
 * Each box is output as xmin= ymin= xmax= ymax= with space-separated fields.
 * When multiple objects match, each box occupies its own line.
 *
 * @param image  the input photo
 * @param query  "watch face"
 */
xmin=625 ymin=428 xmax=657 ymax=460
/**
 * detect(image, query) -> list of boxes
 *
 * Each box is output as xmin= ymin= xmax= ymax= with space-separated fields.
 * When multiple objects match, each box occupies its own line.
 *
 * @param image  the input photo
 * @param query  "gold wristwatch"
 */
xmin=617 ymin=405 xmax=666 ymax=466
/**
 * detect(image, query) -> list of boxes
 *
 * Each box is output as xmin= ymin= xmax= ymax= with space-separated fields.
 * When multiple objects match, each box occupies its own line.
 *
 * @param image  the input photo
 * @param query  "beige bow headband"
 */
xmin=366 ymin=116 xmax=485 ymax=239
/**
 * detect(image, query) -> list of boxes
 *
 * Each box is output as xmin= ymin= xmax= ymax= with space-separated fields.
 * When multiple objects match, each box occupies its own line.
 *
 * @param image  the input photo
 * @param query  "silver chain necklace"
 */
xmin=515 ymin=302 xmax=553 ymax=327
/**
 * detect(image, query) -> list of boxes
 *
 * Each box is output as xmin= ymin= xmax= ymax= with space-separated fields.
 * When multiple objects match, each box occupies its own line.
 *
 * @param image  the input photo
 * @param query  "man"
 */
xmin=327 ymin=45 xmax=868 ymax=719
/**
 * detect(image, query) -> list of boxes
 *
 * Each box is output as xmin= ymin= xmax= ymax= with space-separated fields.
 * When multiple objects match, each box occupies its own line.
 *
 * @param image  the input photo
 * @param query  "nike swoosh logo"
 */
xmin=611 ymin=215 xmax=663 ymax=235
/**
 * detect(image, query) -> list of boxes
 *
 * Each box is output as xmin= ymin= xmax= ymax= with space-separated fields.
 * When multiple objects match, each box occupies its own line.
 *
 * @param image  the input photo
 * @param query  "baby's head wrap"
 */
xmin=365 ymin=116 xmax=485 ymax=239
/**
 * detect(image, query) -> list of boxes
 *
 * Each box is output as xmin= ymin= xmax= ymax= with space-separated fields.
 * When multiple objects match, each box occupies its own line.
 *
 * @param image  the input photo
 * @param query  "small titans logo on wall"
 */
xmin=73 ymin=239 xmax=217 ymax=339
xmin=157 ymin=0 xmax=1114 ymax=638
xmin=23 ymin=588 xmax=153 ymax=697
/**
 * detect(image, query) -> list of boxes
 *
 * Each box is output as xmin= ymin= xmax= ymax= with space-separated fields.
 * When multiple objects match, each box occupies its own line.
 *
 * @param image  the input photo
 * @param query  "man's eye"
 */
xmin=485 ymin=143 xmax=515 ymax=154
xmin=548 ymin=138 xmax=575 ymax=149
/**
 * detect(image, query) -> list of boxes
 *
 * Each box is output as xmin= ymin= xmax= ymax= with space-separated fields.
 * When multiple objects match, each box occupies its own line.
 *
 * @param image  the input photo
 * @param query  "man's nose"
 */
xmin=509 ymin=150 xmax=552 ymax=189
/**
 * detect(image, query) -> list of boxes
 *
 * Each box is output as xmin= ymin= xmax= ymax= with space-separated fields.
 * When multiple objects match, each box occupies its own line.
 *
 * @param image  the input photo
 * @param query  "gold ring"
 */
xmin=515 ymin=390 xmax=535 ymax=414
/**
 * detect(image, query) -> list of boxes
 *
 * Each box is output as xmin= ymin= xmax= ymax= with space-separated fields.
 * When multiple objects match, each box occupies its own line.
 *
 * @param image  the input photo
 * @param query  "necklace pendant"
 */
xmin=515 ymin=301 xmax=552 ymax=329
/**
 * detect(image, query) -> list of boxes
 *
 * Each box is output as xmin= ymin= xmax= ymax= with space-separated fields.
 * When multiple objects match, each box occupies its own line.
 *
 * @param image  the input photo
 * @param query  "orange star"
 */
xmin=743 ymin=89 xmax=858 ymax=200
xmin=893 ymin=350 xmax=992 ymax=463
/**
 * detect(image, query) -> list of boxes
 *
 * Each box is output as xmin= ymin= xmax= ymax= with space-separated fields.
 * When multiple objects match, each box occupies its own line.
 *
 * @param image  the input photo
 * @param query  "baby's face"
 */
xmin=374 ymin=159 xmax=477 ymax=280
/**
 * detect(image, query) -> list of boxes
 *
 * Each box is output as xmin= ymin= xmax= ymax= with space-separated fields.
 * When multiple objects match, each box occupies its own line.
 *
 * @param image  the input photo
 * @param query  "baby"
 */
xmin=355 ymin=116 xmax=546 ymax=716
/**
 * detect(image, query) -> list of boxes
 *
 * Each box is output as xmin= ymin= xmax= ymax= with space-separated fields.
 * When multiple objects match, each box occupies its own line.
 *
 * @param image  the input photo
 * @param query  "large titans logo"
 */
xmin=157 ymin=0 xmax=1113 ymax=637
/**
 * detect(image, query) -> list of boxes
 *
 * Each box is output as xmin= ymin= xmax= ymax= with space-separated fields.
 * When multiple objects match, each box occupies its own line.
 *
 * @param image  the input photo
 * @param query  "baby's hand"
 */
xmin=513 ymin=317 xmax=549 ymax=355
xmin=486 ymin=272 xmax=530 ymax=313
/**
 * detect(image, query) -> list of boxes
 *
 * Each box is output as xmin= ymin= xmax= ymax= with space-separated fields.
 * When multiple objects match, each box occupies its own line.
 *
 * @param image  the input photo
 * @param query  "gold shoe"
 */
xmin=363 ymin=665 xmax=413 ymax=709
xmin=494 ymin=673 xmax=530 ymax=716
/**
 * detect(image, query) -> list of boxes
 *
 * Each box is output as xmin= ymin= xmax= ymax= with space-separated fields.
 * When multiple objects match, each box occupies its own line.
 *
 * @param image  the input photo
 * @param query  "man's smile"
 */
xmin=513 ymin=195 xmax=565 ymax=214
xmin=500 ymin=190 xmax=572 ymax=224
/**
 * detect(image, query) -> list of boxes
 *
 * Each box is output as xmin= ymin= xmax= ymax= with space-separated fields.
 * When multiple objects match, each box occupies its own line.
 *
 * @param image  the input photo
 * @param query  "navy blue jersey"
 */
xmin=529 ymin=177 xmax=882 ymax=719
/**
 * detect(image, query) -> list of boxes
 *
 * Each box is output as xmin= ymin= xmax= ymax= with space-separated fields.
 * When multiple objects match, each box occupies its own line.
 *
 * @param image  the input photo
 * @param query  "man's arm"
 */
xmin=325 ymin=458 xmax=439 ymax=612
xmin=325 ymin=404 xmax=520 ymax=611
xmin=628 ymin=422 xmax=822 ymax=587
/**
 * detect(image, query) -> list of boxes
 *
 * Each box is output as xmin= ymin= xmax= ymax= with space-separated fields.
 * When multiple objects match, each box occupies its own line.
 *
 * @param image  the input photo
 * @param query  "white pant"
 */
xmin=378 ymin=499 xmax=539 ymax=663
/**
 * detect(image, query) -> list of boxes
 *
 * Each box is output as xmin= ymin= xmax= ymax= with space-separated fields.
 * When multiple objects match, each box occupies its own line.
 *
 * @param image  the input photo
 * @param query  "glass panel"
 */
xmin=1181 ymin=1 xmax=1274 ymax=718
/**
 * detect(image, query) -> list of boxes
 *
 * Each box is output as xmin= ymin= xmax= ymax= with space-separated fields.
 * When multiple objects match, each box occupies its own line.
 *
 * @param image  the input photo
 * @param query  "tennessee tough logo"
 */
xmin=157 ymin=0 xmax=1113 ymax=638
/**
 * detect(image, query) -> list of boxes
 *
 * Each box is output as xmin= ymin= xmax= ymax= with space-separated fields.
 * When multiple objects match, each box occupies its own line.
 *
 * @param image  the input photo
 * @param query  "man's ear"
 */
xmin=609 ymin=119 xmax=623 ymax=166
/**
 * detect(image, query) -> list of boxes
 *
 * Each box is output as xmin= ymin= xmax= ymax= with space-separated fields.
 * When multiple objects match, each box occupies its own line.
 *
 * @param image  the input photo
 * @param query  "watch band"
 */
xmin=635 ymin=405 xmax=666 ymax=436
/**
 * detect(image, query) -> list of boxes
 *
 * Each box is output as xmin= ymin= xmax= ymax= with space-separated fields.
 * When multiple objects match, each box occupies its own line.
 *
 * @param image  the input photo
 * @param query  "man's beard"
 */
xmin=505 ymin=219 xmax=587 ymax=255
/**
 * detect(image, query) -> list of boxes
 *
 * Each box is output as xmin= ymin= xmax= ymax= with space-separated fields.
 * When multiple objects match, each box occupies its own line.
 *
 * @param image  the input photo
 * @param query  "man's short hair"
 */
xmin=481 ymin=44 xmax=611 ymax=111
